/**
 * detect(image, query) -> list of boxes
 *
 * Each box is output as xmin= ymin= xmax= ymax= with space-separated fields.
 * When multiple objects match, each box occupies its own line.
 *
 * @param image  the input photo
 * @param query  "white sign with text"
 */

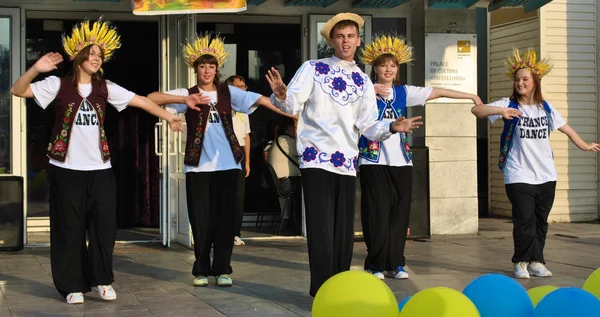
xmin=424 ymin=33 xmax=477 ymax=103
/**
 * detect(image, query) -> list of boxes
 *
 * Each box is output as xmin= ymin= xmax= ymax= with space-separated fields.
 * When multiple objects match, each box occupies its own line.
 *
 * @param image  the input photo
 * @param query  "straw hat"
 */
xmin=320 ymin=13 xmax=364 ymax=42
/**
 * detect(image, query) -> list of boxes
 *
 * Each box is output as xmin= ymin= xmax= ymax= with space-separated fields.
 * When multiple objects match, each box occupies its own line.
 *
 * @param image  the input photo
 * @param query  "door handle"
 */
xmin=154 ymin=121 xmax=163 ymax=156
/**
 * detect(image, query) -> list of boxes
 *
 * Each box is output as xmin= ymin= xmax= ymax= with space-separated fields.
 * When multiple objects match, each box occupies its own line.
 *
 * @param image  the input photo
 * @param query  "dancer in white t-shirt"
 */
xmin=471 ymin=48 xmax=600 ymax=279
xmin=148 ymin=34 xmax=292 ymax=288
xmin=10 ymin=19 xmax=185 ymax=304
xmin=358 ymin=35 xmax=483 ymax=281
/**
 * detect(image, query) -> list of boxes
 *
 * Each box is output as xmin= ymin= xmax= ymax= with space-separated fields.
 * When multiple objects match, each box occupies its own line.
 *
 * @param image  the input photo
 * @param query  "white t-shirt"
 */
xmin=487 ymin=98 xmax=566 ymax=185
xmin=30 ymin=75 xmax=135 ymax=171
xmin=359 ymin=85 xmax=432 ymax=167
xmin=165 ymin=85 xmax=260 ymax=173
xmin=232 ymin=111 xmax=251 ymax=146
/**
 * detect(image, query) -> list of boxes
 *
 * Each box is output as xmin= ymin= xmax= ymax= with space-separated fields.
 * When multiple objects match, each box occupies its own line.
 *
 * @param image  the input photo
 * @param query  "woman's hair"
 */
xmin=70 ymin=44 xmax=105 ymax=86
xmin=193 ymin=54 xmax=221 ymax=84
xmin=510 ymin=67 xmax=544 ymax=106
xmin=369 ymin=53 xmax=401 ymax=86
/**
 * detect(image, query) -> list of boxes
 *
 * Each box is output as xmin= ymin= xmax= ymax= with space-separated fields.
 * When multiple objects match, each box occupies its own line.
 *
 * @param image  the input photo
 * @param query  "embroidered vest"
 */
xmin=358 ymin=85 xmax=412 ymax=163
xmin=183 ymin=84 xmax=244 ymax=166
xmin=498 ymin=99 xmax=552 ymax=171
xmin=47 ymin=77 xmax=109 ymax=163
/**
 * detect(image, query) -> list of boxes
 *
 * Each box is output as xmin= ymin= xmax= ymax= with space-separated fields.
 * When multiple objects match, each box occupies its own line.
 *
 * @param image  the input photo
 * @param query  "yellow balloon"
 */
xmin=583 ymin=268 xmax=600 ymax=300
xmin=312 ymin=270 xmax=398 ymax=317
xmin=400 ymin=287 xmax=480 ymax=317
xmin=527 ymin=285 xmax=558 ymax=307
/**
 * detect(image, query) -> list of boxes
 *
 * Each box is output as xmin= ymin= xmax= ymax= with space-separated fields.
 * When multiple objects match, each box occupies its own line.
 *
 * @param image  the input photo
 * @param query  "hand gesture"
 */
xmin=167 ymin=115 xmax=186 ymax=132
xmin=391 ymin=116 xmax=423 ymax=133
xmin=265 ymin=67 xmax=287 ymax=100
xmin=185 ymin=93 xmax=211 ymax=111
xmin=500 ymin=108 xmax=522 ymax=120
xmin=33 ymin=52 xmax=63 ymax=73
xmin=373 ymin=84 xmax=391 ymax=100
xmin=471 ymin=95 xmax=484 ymax=107
xmin=583 ymin=142 xmax=600 ymax=152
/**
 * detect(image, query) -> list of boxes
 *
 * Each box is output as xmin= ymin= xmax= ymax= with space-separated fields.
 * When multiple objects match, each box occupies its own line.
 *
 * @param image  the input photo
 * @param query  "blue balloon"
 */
xmin=534 ymin=287 xmax=600 ymax=317
xmin=398 ymin=296 xmax=411 ymax=312
xmin=463 ymin=274 xmax=533 ymax=317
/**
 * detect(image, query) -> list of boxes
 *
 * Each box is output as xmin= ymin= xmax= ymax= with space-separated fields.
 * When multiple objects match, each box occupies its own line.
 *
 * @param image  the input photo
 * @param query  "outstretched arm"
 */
xmin=147 ymin=91 xmax=210 ymax=111
xmin=558 ymin=124 xmax=600 ymax=152
xmin=471 ymin=105 xmax=522 ymax=120
xmin=254 ymin=96 xmax=297 ymax=119
xmin=129 ymin=95 xmax=185 ymax=132
xmin=11 ymin=52 xmax=63 ymax=98
xmin=428 ymin=88 xmax=483 ymax=106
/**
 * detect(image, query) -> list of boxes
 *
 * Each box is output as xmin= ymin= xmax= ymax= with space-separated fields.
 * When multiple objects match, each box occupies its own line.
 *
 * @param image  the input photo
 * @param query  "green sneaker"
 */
xmin=193 ymin=275 xmax=208 ymax=287
xmin=216 ymin=274 xmax=233 ymax=287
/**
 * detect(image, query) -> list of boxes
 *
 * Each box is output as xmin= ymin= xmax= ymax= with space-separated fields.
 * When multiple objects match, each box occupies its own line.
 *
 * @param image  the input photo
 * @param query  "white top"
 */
xmin=232 ymin=111 xmax=251 ymax=146
xmin=359 ymin=85 xmax=432 ymax=167
xmin=30 ymin=75 xmax=135 ymax=171
xmin=487 ymin=98 xmax=566 ymax=185
xmin=271 ymin=56 xmax=392 ymax=176
xmin=165 ymin=85 xmax=259 ymax=173
xmin=268 ymin=135 xmax=300 ymax=178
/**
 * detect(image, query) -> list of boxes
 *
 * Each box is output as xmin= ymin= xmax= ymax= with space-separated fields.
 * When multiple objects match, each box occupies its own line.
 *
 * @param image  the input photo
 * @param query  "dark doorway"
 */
xmin=25 ymin=18 xmax=161 ymax=232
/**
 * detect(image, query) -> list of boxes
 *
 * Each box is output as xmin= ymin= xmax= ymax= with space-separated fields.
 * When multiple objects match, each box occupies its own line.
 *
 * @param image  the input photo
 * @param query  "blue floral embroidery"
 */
xmin=303 ymin=147 xmax=318 ymax=162
xmin=315 ymin=62 xmax=330 ymax=75
xmin=330 ymin=151 xmax=345 ymax=167
xmin=351 ymin=72 xmax=364 ymax=87
xmin=332 ymin=77 xmax=347 ymax=92
xmin=353 ymin=157 xmax=358 ymax=170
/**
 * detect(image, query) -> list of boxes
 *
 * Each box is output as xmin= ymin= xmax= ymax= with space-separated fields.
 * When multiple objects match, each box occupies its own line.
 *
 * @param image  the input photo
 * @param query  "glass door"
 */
xmin=0 ymin=8 xmax=25 ymax=239
xmin=158 ymin=14 xmax=196 ymax=247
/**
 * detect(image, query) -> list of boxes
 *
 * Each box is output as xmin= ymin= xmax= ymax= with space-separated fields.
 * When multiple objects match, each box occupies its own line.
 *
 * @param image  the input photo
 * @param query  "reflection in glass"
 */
xmin=0 ymin=17 xmax=11 ymax=174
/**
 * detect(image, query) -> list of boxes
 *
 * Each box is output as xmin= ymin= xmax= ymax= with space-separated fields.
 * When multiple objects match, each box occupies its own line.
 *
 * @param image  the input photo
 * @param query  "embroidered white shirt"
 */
xmin=270 ymin=56 xmax=392 ymax=176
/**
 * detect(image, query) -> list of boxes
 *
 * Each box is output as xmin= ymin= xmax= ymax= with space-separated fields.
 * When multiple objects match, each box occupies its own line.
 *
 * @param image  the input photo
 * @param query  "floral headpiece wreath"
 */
xmin=505 ymin=47 xmax=552 ymax=80
xmin=361 ymin=35 xmax=413 ymax=66
xmin=183 ymin=34 xmax=229 ymax=69
xmin=62 ymin=18 xmax=121 ymax=61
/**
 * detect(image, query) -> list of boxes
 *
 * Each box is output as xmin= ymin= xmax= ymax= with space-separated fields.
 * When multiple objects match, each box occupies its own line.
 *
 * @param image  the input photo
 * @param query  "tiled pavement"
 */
xmin=0 ymin=218 xmax=599 ymax=316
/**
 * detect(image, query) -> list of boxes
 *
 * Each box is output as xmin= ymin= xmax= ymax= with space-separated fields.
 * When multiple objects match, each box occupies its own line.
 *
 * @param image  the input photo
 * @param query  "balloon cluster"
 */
xmin=312 ymin=268 xmax=600 ymax=317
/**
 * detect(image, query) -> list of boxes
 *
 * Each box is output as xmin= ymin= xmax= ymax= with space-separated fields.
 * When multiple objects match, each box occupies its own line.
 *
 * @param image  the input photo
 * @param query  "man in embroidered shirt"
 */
xmin=265 ymin=12 xmax=422 ymax=297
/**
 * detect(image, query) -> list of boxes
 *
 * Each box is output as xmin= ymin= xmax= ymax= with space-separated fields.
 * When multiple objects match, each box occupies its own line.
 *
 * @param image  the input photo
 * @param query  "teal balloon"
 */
xmin=463 ymin=274 xmax=533 ymax=317
xmin=398 ymin=296 xmax=411 ymax=312
xmin=534 ymin=287 xmax=600 ymax=317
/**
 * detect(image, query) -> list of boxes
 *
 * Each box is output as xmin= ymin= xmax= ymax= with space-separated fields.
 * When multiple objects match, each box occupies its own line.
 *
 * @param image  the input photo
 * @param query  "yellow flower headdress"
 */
xmin=361 ymin=35 xmax=413 ymax=66
xmin=504 ymin=48 xmax=552 ymax=80
xmin=62 ymin=18 xmax=121 ymax=61
xmin=183 ymin=34 xmax=229 ymax=69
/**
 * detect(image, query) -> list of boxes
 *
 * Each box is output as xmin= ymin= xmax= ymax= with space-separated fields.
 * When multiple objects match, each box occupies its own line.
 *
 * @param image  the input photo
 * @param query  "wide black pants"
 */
xmin=48 ymin=165 xmax=117 ymax=298
xmin=301 ymin=168 xmax=356 ymax=297
xmin=505 ymin=181 xmax=556 ymax=263
xmin=186 ymin=170 xmax=239 ymax=277
xmin=360 ymin=165 xmax=412 ymax=272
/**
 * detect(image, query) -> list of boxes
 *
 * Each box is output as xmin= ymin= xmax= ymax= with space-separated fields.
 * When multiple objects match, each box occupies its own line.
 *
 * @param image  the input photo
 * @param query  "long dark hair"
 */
xmin=193 ymin=54 xmax=221 ymax=85
xmin=510 ymin=68 xmax=544 ymax=106
xmin=369 ymin=53 xmax=401 ymax=86
xmin=70 ymin=44 xmax=105 ymax=87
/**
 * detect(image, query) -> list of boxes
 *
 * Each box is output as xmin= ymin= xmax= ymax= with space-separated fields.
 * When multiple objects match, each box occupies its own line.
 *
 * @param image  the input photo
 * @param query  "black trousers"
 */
xmin=505 ymin=181 xmax=556 ymax=263
xmin=234 ymin=166 xmax=246 ymax=237
xmin=186 ymin=170 xmax=239 ymax=277
xmin=48 ymin=165 xmax=117 ymax=298
xmin=360 ymin=165 xmax=412 ymax=272
xmin=301 ymin=168 xmax=356 ymax=297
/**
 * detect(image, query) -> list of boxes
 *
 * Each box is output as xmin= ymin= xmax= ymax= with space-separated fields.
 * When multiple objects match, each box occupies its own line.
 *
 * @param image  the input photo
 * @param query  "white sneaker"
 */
xmin=514 ymin=261 xmax=530 ymax=279
xmin=94 ymin=285 xmax=117 ymax=300
xmin=367 ymin=270 xmax=385 ymax=280
xmin=193 ymin=275 xmax=208 ymax=287
xmin=528 ymin=261 xmax=553 ymax=277
xmin=234 ymin=236 xmax=245 ymax=246
xmin=66 ymin=292 xmax=84 ymax=304
xmin=388 ymin=266 xmax=410 ymax=279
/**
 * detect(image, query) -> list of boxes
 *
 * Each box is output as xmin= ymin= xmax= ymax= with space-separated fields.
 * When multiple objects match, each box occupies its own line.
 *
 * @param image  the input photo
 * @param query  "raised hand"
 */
xmin=391 ymin=116 xmax=423 ymax=133
xmin=265 ymin=67 xmax=287 ymax=100
xmin=500 ymin=108 xmax=522 ymax=120
xmin=185 ymin=93 xmax=210 ymax=111
xmin=373 ymin=84 xmax=391 ymax=100
xmin=33 ymin=52 xmax=63 ymax=73
xmin=167 ymin=115 xmax=186 ymax=132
